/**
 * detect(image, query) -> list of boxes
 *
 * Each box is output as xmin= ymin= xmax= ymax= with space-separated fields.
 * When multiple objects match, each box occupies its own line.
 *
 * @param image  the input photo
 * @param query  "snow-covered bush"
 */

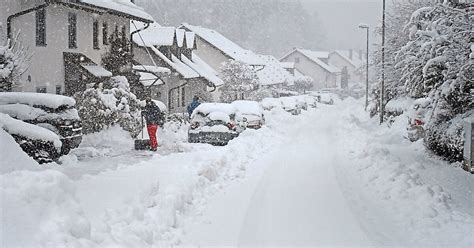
xmin=219 ymin=60 xmax=259 ymax=103
xmin=74 ymin=76 xmax=142 ymax=137
xmin=248 ymin=87 xmax=278 ymax=102
xmin=293 ymin=76 xmax=314 ymax=94
xmin=0 ymin=30 xmax=30 ymax=92
xmin=375 ymin=1 xmax=473 ymax=161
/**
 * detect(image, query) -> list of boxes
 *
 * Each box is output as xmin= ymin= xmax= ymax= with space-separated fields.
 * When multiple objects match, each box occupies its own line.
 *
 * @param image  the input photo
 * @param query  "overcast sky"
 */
xmin=301 ymin=0 xmax=382 ymax=50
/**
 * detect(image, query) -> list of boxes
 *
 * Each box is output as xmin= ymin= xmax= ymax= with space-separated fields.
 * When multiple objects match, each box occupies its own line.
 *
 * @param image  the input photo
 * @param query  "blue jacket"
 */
xmin=187 ymin=100 xmax=201 ymax=116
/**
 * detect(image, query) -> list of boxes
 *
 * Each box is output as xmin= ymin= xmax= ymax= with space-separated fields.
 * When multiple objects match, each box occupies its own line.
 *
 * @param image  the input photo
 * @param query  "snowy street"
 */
xmin=182 ymin=104 xmax=372 ymax=246
xmin=4 ymin=99 xmax=469 ymax=247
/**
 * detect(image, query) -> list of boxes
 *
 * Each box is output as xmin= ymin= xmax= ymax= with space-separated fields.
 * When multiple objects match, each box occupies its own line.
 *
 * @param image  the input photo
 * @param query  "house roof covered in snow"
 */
xmin=182 ymin=53 xmax=224 ymax=87
xmin=257 ymin=55 xmax=295 ymax=86
xmin=331 ymin=50 xmax=365 ymax=68
xmin=131 ymin=22 xmax=176 ymax=47
xmin=176 ymin=29 xmax=185 ymax=48
xmin=149 ymin=46 xmax=200 ymax=79
xmin=180 ymin=23 xmax=264 ymax=66
xmin=79 ymin=0 xmax=154 ymax=23
xmin=281 ymin=48 xmax=340 ymax=74
xmin=131 ymin=22 xmax=223 ymax=87
xmin=185 ymin=32 xmax=196 ymax=49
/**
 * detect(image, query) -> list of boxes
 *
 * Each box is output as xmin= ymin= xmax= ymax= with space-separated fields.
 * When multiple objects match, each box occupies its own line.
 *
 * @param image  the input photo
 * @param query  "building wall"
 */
xmin=193 ymin=36 xmax=231 ymax=78
xmin=328 ymin=52 xmax=365 ymax=84
xmin=281 ymin=51 xmax=338 ymax=90
xmin=8 ymin=3 xmax=129 ymax=94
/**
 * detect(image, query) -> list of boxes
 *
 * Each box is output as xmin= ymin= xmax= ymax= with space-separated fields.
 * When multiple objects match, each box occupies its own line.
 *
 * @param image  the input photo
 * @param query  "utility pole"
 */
xmin=358 ymin=23 xmax=370 ymax=110
xmin=380 ymin=0 xmax=386 ymax=125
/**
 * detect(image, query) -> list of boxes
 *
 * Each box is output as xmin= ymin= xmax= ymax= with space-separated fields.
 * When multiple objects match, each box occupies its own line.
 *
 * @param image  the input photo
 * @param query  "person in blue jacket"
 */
xmin=187 ymin=96 xmax=201 ymax=117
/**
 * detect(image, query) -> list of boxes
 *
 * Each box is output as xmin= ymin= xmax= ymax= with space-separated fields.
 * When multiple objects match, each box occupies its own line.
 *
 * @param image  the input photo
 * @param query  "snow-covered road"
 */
xmin=3 ymin=98 xmax=472 ymax=247
xmin=182 ymin=107 xmax=372 ymax=246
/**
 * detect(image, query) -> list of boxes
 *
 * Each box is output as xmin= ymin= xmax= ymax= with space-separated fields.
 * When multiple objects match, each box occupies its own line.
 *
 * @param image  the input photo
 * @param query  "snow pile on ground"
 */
xmin=0 ymin=170 xmax=95 ymax=248
xmin=0 ymin=128 xmax=93 ymax=247
xmin=334 ymin=98 xmax=474 ymax=246
xmin=0 ymin=129 xmax=39 ymax=173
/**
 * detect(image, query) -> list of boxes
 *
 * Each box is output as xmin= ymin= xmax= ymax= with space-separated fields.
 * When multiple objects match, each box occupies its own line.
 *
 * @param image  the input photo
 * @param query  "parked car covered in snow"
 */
xmin=315 ymin=91 xmax=335 ymax=105
xmin=280 ymin=97 xmax=302 ymax=115
xmin=260 ymin=98 xmax=283 ymax=111
xmin=0 ymin=113 xmax=62 ymax=163
xmin=0 ymin=92 xmax=83 ymax=154
xmin=232 ymin=100 xmax=265 ymax=129
xmin=291 ymin=96 xmax=309 ymax=111
xmin=188 ymin=103 xmax=245 ymax=146
xmin=301 ymin=95 xmax=318 ymax=108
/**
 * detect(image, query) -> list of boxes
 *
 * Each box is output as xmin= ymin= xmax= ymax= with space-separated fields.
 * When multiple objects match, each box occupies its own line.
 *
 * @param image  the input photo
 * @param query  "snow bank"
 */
xmin=0 ymin=170 xmax=94 ymax=247
xmin=0 ymin=113 xmax=62 ymax=149
xmin=0 ymin=92 xmax=76 ymax=109
xmin=334 ymin=98 xmax=474 ymax=246
xmin=69 ymin=126 xmax=134 ymax=159
xmin=0 ymin=129 xmax=40 ymax=174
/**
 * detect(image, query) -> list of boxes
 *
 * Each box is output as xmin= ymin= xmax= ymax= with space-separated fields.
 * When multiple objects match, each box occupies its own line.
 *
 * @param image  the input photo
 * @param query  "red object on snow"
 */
xmin=147 ymin=124 xmax=158 ymax=150
xmin=414 ymin=119 xmax=424 ymax=126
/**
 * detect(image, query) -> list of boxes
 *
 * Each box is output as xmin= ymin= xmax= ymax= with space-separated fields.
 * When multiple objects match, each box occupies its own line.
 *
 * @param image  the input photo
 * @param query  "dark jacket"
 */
xmin=187 ymin=100 xmax=201 ymax=116
xmin=142 ymin=102 xmax=163 ymax=125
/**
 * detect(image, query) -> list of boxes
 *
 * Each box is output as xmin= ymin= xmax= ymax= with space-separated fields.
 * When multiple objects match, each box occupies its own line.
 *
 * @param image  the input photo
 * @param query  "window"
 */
xmin=68 ymin=12 xmax=77 ymax=49
xmin=36 ymin=8 xmax=46 ymax=46
xmin=102 ymin=22 xmax=108 ymax=45
xmin=181 ymin=87 xmax=186 ymax=107
xmin=295 ymin=57 xmax=300 ymax=63
xmin=56 ymin=85 xmax=62 ymax=95
xmin=121 ymin=25 xmax=127 ymax=43
xmin=36 ymin=86 xmax=47 ymax=93
xmin=93 ymin=19 xmax=99 ymax=49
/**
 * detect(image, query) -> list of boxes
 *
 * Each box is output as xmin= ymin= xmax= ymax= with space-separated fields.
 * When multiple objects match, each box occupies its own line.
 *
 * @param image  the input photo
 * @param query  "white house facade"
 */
xmin=280 ymin=49 xmax=341 ymax=90
xmin=328 ymin=50 xmax=365 ymax=84
xmin=1 ymin=0 xmax=153 ymax=95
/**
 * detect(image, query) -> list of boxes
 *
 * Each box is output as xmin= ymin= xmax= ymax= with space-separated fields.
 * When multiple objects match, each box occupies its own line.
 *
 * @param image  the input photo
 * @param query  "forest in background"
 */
xmin=135 ymin=0 xmax=327 ymax=57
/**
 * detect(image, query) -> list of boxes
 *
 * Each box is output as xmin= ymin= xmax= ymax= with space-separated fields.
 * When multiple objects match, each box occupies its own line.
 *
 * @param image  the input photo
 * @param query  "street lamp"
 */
xmin=380 ymin=0 xmax=386 ymax=125
xmin=358 ymin=23 xmax=370 ymax=110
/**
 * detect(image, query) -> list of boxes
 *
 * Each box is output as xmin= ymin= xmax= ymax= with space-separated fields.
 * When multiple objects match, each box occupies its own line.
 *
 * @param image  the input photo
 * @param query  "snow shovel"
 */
xmin=135 ymin=117 xmax=150 ymax=150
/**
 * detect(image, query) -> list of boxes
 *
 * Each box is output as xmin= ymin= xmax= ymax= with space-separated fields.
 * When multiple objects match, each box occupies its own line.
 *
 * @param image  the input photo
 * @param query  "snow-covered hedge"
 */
xmin=0 ymin=92 xmax=76 ymax=109
xmin=74 ymin=76 xmax=142 ymax=137
xmin=373 ymin=2 xmax=473 ymax=162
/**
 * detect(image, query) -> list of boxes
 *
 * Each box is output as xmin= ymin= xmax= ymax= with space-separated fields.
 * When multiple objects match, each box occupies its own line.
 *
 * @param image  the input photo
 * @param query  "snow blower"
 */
xmin=135 ymin=117 xmax=150 ymax=150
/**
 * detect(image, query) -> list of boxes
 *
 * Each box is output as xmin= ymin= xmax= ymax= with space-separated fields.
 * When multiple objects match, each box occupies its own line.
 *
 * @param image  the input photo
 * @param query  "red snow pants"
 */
xmin=147 ymin=124 xmax=158 ymax=150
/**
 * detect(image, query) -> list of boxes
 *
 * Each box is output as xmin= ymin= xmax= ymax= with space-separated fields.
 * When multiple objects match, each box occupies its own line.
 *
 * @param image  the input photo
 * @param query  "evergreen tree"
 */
xmin=102 ymin=28 xmax=133 ymax=76
xmin=0 ymin=30 xmax=30 ymax=92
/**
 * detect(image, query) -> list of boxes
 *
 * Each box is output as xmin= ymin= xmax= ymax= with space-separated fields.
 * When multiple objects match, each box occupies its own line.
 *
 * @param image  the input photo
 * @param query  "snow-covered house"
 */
xmin=328 ymin=50 xmax=366 ymax=84
xmin=257 ymin=55 xmax=295 ymax=89
xmin=1 ymin=0 xmax=154 ymax=96
xmin=179 ymin=24 xmax=264 ymax=74
xmin=280 ymin=49 xmax=341 ymax=90
xmin=132 ymin=22 xmax=223 ymax=113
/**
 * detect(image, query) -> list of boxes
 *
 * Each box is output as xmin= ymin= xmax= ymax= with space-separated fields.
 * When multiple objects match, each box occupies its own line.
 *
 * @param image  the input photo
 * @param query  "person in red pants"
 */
xmin=141 ymin=97 xmax=163 ymax=151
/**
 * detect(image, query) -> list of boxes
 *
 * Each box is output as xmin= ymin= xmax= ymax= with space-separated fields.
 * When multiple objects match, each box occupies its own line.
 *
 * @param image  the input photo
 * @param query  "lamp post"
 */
xmin=380 ymin=0 xmax=386 ymax=125
xmin=358 ymin=23 xmax=370 ymax=110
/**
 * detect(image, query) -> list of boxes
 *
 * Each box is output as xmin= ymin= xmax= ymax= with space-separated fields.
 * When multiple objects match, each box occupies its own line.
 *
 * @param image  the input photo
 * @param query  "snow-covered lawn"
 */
xmin=1 ymin=98 xmax=472 ymax=247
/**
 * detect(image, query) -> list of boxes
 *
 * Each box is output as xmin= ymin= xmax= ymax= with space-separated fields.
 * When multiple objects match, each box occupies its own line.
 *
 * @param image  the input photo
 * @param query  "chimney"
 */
xmin=349 ymin=49 xmax=353 ymax=60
